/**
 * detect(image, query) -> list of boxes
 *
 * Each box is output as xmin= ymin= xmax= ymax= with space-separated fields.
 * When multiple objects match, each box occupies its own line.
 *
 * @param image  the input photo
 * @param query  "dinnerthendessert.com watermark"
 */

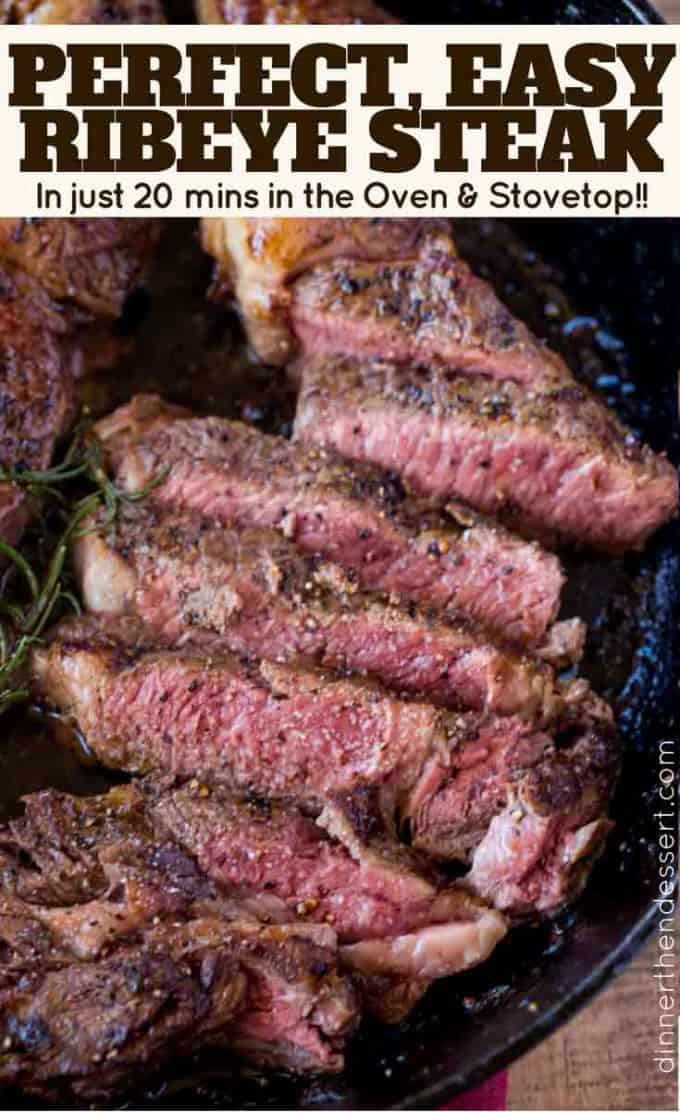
xmin=653 ymin=736 xmax=677 ymax=1079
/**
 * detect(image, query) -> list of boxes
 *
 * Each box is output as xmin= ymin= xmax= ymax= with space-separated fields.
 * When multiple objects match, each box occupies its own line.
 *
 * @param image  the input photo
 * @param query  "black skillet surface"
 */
xmin=2 ymin=1 xmax=679 ymax=1108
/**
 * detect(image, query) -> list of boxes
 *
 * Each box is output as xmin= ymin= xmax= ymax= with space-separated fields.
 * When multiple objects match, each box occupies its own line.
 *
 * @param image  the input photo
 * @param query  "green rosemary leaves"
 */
xmin=0 ymin=417 xmax=168 ymax=718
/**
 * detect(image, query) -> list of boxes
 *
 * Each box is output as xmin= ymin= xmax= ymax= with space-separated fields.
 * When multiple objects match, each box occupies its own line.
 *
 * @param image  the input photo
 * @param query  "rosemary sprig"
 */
xmin=0 ymin=495 xmax=99 ymax=712
xmin=0 ymin=460 xmax=88 ymax=487
xmin=82 ymin=436 xmax=170 ymax=528
xmin=0 ymin=431 xmax=90 ymax=506
xmin=0 ymin=417 xmax=169 ymax=719
xmin=0 ymin=539 xmax=39 ymax=601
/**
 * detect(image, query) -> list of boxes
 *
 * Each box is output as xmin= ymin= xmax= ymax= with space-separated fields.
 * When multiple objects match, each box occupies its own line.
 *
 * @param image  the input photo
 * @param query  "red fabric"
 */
xmin=442 ymin=1070 xmax=508 ymax=1110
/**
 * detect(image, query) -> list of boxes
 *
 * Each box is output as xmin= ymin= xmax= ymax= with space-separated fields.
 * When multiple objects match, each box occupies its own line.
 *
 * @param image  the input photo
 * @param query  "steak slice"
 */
xmin=190 ymin=916 xmax=357 ymax=1074
xmin=2 ymin=778 xmax=503 ymax=1036
xmin=73 ymin=503 xmax=564 ymax=719
xmin=291 ymin=231 xmax=571 ymax=387
xmin=151 ymin=781 xmax=507 ymax=1018
xmin=31 ymin=618 xmax=450 ymax=818
xmin=465 ymin=750 xmax=615 ymax=915
xmin=0 ymin=909 xmax=353 ymax=1094
xmin=200 ymin=218 xmax=444 ymax=365
xmin=94 ymin=395 xmax=570 ymax=651
xmin=0 ymin=264 xmax=80 ymax=548
xmin=31 ymin=618 xmax=616 ymax=915
xmin=0 ymin=782 xmax=359 ymax=1095
xmin=453 ymin=680 xmax=619 ymax=914
xmin=294 ymin=356 xmax=679 ymax=553
xmin=0 ymin=218 xmax=162 ymax=320
xmin=410 ymin=681 xmax=618 ymax=895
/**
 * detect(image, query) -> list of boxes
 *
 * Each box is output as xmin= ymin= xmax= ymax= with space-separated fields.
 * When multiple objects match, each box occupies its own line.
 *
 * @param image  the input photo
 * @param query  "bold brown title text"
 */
xmin=10 ymin=41 xmax=676 ymax=173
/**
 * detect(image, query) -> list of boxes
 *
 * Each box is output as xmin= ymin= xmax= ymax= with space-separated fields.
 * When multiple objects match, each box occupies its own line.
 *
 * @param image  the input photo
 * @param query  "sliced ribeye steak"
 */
xmin=94 ymin=394 xmax=573 ymax=652
xmin=293 ymin=356 xmax=678 ymax=553
xmin=31 ymin=618 xmax=617 ymax=915
xmin=31 ymin=617 xmax=463 ymax=814
xmin=73 ymin=502 xmax=565 ymax=719
xmin=152 ymin=780 xmax=507 ymax=1017
xmin=290 ymin=230 xmax=572 ymax=387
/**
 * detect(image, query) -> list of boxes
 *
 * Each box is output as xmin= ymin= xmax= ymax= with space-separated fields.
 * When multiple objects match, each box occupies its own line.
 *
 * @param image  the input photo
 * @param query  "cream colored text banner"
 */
xmin=0 ymin=24 xmax=678 ymax=217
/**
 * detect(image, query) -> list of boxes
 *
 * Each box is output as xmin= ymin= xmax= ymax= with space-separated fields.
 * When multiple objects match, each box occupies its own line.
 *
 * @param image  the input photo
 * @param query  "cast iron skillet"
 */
xmin=140 ymin=235 xmax=680 ymax=1108
xmin=3 ymin=1 xmax=679 ymax=1107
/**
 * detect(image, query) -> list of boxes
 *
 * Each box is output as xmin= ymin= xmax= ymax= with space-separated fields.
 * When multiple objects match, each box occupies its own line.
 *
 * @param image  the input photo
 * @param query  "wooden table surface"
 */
xmin=507 ymin=941 xmax=676 ymax=1110
xmin=507 ymin=4 xmax=678 ymax=1108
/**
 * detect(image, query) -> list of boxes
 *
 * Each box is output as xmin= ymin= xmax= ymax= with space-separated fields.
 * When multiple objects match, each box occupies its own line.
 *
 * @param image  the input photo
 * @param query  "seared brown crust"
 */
xmin=0 ymin=941 xmax=245 ymax=1102
xmin=0 ymin=265 xmax=78 ymax=546
xmin=0 ymin=782 xmax=359 ymax=1099
xmin=294 ymin=356 xmax=679 ymax=552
